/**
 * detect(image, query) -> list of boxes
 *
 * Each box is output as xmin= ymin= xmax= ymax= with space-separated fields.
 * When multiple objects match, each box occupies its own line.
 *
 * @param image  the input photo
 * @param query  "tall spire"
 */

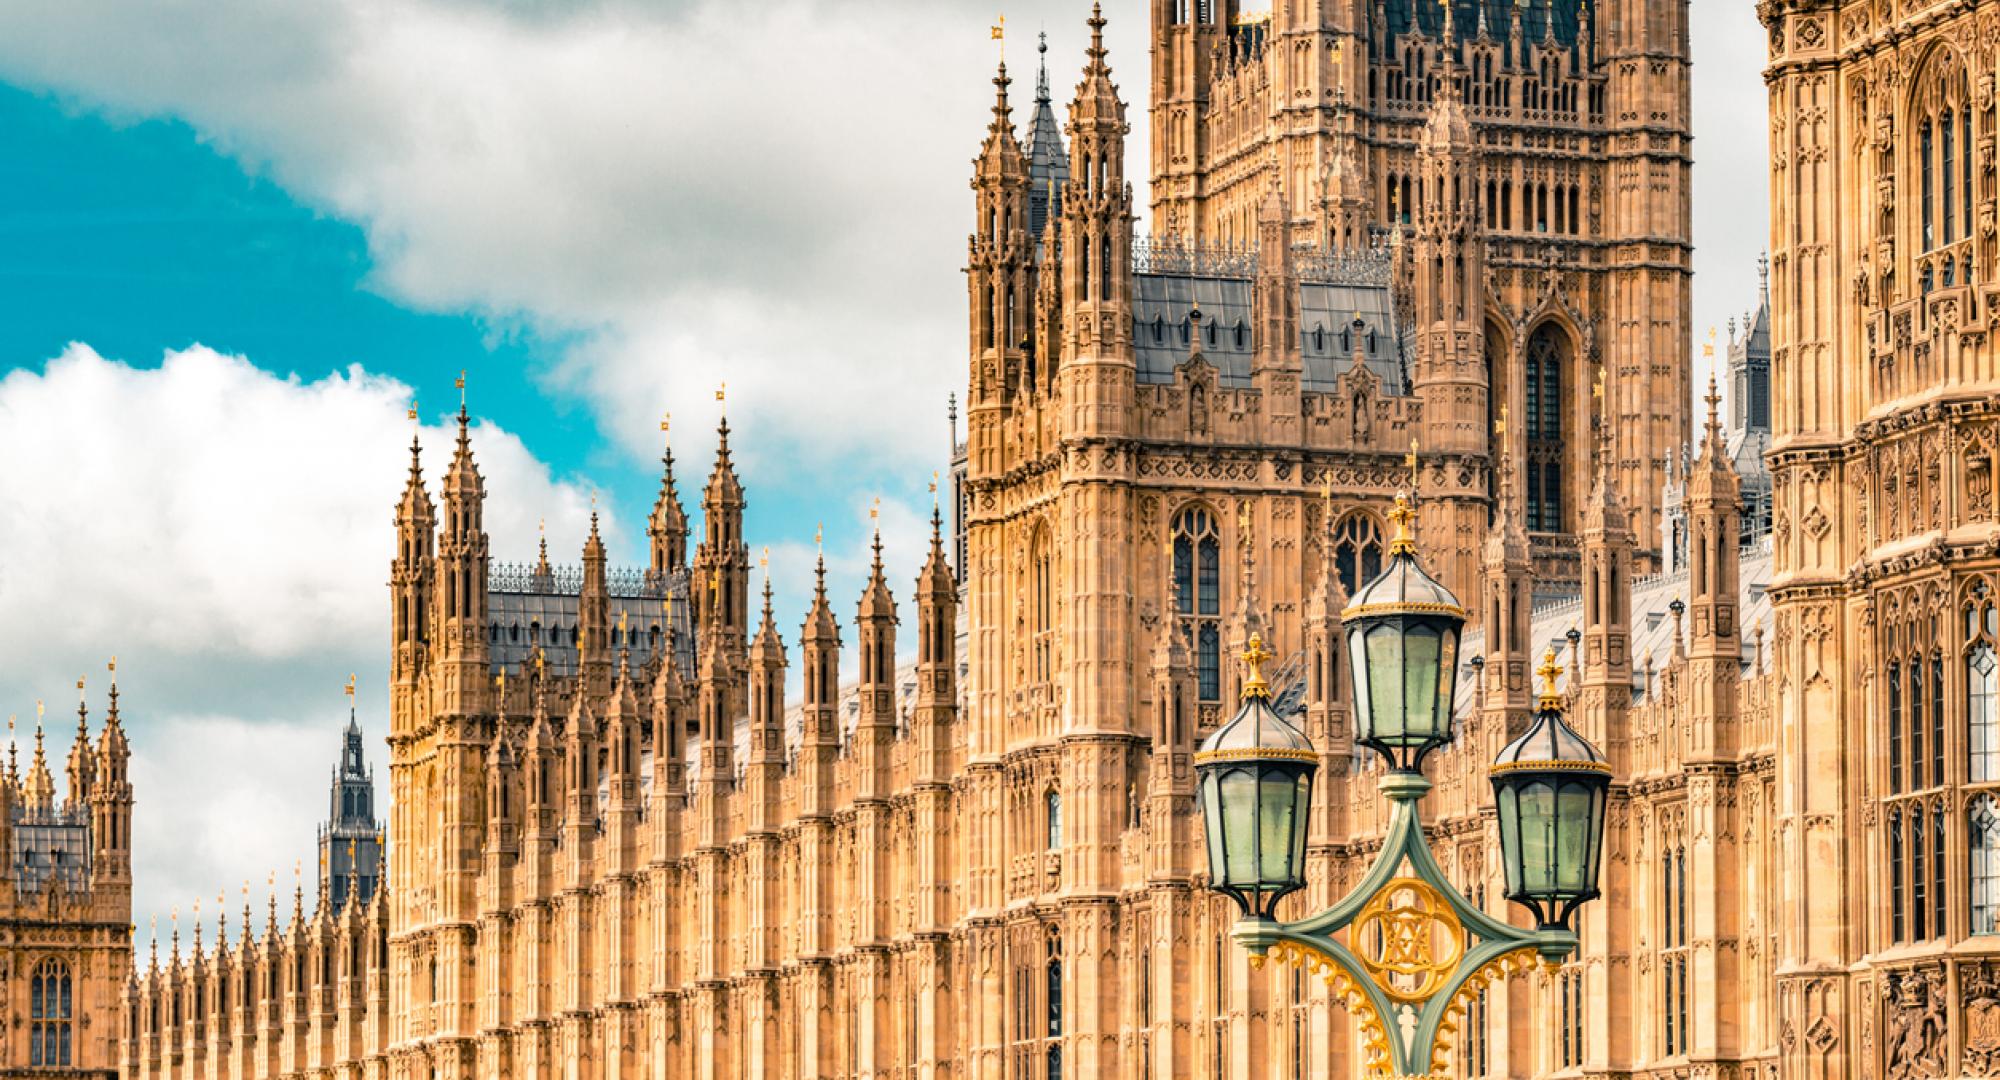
xmin=649 ymin=412 xmax=689 ymax=575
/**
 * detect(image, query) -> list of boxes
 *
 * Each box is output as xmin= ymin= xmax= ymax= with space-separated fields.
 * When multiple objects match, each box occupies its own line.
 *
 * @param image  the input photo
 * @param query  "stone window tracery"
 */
xmin=30 ymin=958 xmax=71 ymax=1067
xmin=1909 ymin=50 xmax=1975 ymax=292
xmin=1661 ymin=838 xmax=1688 ymax=1057
xmin=1972 ymin=584 xmax=1999 ymax=783
xmin=1172 ymin=506 xmax=1222 ymax=700
xmin=1331 ymin=512 xmax=1384 ymax=597
xmin=1045 ymin=926 xmax=1064 ymax=1079
xmin=1524 ymin=323 xmax=1568 ymax=533
xmin=1973 ymin=795 xmax=2000 ymax=935
xmin=1032 ymin=526 xmax=1054 ymax=685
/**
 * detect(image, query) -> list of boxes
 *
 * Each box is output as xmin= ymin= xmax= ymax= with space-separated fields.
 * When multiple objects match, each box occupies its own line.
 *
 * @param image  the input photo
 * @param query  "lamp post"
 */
xmin=1195 ymin=493 xmax=1610 ymax=1079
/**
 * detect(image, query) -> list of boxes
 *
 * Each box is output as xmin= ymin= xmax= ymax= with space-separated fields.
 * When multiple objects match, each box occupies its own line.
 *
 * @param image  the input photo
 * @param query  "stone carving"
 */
xmin=1882 ymin=966 xmax=1947 ymax=1080
xmin=1965 ymin=960 xmax=2000 ymax=1075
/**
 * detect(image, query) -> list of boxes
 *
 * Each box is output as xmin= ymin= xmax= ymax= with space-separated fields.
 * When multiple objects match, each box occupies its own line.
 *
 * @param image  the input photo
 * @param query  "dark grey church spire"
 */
xmin=318 ymin=686 xmax=383 ymax=912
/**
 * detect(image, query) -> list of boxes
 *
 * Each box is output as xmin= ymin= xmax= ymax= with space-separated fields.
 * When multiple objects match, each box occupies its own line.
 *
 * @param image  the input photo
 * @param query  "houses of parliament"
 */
xmin=0 ymin=0 xmax=1987 ymax=1077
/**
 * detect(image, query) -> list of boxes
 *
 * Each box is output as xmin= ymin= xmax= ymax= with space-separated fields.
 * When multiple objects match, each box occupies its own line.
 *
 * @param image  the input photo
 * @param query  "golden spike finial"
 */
xmin=618 ymin=609 xmax=628 ymax=636
xmin=1701 ymin=325 xmax=1717 ymax=358
xmin=456 ymin=370 xmax=466 ymax=409
xmin=496 ymin=666 xmax=507 ymax=696
xmin=759 ymin=546 xmax=769 ymax=572
xmin=870 ymin=496 xmax=881 ymax=526
xmin=407 ymin=401 xmax=418 ymax=422
xmin=930 ymin=470 xmax=941 ymax=510
xmin=815 ymin=522 xmax=824 ymax=554
xmin=660 ymin=412 xmax=671 ymax=436
xmin=716 ymin=382 xmax=727 ymax=404
xmin=1406 ymin=436 xmax=1420 ymax=492
xmin=1240 ymin=634 xmax=1275 ymax=700
xmin=578 ymin=621 xmax=588 ymax=654
xmin=992 ymin=14 xmax=1005 ymax=62
xmin=345 ymin=673 xmax=356 ymax=702
xmin=1496 ymin=403 xmax=1508 ymax=440
xmin=1593 ymin=368 xmax=1605 ymax=403
xmin=77 ymin=676 xmax=85 ymax=706
xmin=1536 ymin=647 xmax=1565 ymax=710
xmin=108 ymin=655 xmax=117 ymax=676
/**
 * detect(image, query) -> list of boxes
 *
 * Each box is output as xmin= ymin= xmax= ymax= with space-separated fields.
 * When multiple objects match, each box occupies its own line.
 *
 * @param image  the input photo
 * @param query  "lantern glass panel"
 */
xmin=1348 ymin=628 xmax=1374 ymax=734
xmin=1557 ymin=785 xmax=1595 ymax=893
xmin=1201 ymin=772 xmax=1226 ymax=885
xmin=1291 ymin=774 xmax=1312 ymax=870
xmin=1400 ymin=624 xmax=1441 ymax=742
xmin=1258 ymin=771 xmax=1300 ymax=882
xmin=1221 ymin=769 xmax=1258 ymax=886
xmin=1522 ymin=781 xmax=1557 ymax=893
xmin=1497 ymin=784 xmax=1522 ymax=893
xmin=1432 ymin=627 xmax=1460 ymax=732
xmin=1364 ymin=624 xmax=1403 ymax=741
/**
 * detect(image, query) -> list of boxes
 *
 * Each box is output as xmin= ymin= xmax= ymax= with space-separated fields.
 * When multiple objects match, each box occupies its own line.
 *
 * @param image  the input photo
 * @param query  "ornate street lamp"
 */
xmin=1200 ymin=493 xmax=1610 ymax=1078
xmin=1341 ymin=494 xmax=1467 ymax=772
xmin=1491 ymin=650 xmax=1613 ymax=932
xmin=1195 ymin=633 xmax=1318 ymax=919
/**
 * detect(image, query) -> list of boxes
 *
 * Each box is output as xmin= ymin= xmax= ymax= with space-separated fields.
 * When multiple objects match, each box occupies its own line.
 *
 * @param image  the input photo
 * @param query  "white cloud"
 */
xmin=0 ymin=343 xmax=603 ymax=925
xmin=0 ymin=0 xmax=1148 ymax=474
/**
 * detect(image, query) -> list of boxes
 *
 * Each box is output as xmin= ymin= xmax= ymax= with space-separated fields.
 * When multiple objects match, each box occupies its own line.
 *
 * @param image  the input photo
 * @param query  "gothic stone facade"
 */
xmin=1762 ymin=1 xmax=2000 ymax=1077
xmin=0 ymin=689 xmax=134 ymax=1078
xmin=105 ymin=2 xmax=2000 ymax=1079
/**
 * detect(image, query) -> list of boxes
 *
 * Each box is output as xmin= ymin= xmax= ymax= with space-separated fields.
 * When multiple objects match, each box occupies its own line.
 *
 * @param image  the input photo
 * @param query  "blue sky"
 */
xmin=0 ymin=0 xmax=1768 ymax=940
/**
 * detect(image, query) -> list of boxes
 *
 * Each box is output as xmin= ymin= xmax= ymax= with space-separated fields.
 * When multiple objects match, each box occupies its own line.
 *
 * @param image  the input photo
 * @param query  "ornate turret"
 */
xmin=1251 ymin=176 xmax=1301 ymax=437
xmin=92 ymin=670 xmax=133 ymax=885
xmin=22 ymin=715 xmax=54 ymax=818
xmin=797 ymin=547 xmax=843 ymax=819
xmin=391 ymin=430 xmax=435 ymax=735
xmin=912 ymin=499 xmax=957 ymax=786
xmin=693 ymin=411 xmax=751 ymax=683
xmin=854 ymin=520 xmax=899 ymax=800
xmin=65 ymin=683 xmax=94 ymax=813
xmin=579 ymin=511 xmax=612 ymax=697
xmin=1685 ymin=374 xmax=1742 ymax=763
xmin=648 ymin=418 xmax=689 ymax=577
xmin=969 ymin=56 xmax=1035 ymax=413
xmin=1058 ymin=4 xmax=1137 ymax=380
xmin=1482 ymin=419 xmax=1535 ymax=746
xmin=435 ymin=404 xmax=491 ymax=718
xmin=745 ymin=562 xmax=789 ymax=834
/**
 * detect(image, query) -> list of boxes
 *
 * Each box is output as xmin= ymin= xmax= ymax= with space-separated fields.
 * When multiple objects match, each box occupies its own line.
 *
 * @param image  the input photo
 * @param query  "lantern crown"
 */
xmin=1386 ymin=491 xmax=1417 ymax=555
xmin=1536 ymin=647 xmax=1565 ymax=711
xmin=1240 ymin=634 xmax=1274 ymax=701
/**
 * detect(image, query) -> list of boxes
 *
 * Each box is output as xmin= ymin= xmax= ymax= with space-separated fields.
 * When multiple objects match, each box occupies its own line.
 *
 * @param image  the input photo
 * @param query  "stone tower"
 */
xmin=0 ymin=682 xmax=133 ymax=1076
xmin=1763 ymin=2 xmax=2000 ymax=1075
xmin=1144 ymin=0 xmax=1695 ymax=576
xmin=316 ymin=705 xmax=384 ymax=913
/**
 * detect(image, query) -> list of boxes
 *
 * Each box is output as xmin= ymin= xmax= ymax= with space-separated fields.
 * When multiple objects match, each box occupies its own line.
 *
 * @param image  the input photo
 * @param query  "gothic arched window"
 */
xmin=1524 ymin=324 xmax=1568 ymax=533
xmin=30 ymin=958 xmax=72 ymax=1067
xmin=1971 ymin=586 xmax=1999 ymax=782
xmin=1332 ymin=513 xmax=1384 ymax=596
xmin=1973 ymin=795 xmax=2000 ymax=935
xmin=1032 ymin=526 xmax=1054 ymax=684
xmin=1045 ymin=788 xmax=1062 ymax=851
xmin=1172 ymin=507 xmax=1222 ymax=701
xmin=1045 ymin=926 xmax=1065 ymax=1080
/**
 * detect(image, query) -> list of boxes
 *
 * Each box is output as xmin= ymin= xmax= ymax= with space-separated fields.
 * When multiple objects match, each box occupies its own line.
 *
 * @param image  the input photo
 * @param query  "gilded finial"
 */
xmin=76 ymin=676 xmax=85 ymax=706
xmin=1240 ymin=634 xmax=1275 ymax=700
xmin=716 ymin=382 xmax=727 ymax=405
xmin=455 ymin=370 xmax=466 ymax=409
xmin=1536 ymin=647 xmax=1564 ymax=710
xmin=815 ymin=522 xmax=824 ymax=555
xmin=1406 ymin=436 xmax=1420 ymax=492
xmin=870 ymin=496 xmax=881 ymax=526
xmin=660 ymin=412 xmax=670 ymax=436
xmin=345 ymin=673 xmax=356 ymax=702
xmin=1386 ymin=493 xmax=1417 ymax=555
xmin=991 ymin=14 xmax=1005 ymax=62
xmin=407 ymin=401 xmax=418 ymax=422
xmin=1496 ymin=403 xmax=1508 ymax=440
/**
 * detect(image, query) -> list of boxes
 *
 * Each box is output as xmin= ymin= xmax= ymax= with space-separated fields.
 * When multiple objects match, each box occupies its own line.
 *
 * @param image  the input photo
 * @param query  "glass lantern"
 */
xmin=1196 ymin=634 xmax=1320 ymax=920
xmin=1341 ymin=494 xmax=1468 ymax=772
xmin=1490 ymin=649 xmax=1613 ymax=931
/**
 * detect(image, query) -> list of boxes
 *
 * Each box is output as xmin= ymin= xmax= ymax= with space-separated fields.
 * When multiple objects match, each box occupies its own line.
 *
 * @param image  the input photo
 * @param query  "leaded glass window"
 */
xmin=1173 ymin=507 xmax=1222 ymax=701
